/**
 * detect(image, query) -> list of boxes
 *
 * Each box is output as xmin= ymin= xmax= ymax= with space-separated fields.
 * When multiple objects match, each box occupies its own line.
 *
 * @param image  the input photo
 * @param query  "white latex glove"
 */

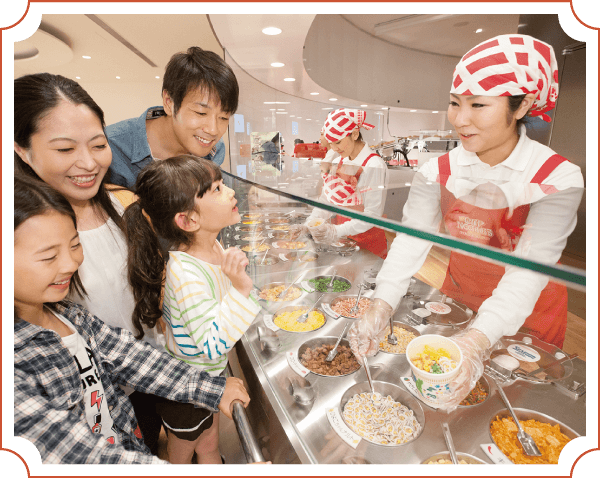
xmin=310 ymin=222 xmax=338 ymax=244
xmin=436 ymin=327 xmax=491 ymax=413
xmin=347 ymin=299 xmax=394 ymax=360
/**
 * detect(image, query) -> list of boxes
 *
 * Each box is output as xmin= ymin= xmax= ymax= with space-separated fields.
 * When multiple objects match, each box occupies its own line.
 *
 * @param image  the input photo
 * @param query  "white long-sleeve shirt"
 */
xmin=308 ymin=141 xmax=387 ymax=237
xmin=374 ymin=126 xmax=584 ymax=345
xmin=162 ymin=249 xmax=262 ymax=376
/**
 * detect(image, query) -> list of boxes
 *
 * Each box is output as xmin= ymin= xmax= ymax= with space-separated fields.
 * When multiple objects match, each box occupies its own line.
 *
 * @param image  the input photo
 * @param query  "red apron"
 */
xmin=328 ymin=154 xmax=389 ymax=259
xmin=437 ymin=153 xmax=569 ymax=348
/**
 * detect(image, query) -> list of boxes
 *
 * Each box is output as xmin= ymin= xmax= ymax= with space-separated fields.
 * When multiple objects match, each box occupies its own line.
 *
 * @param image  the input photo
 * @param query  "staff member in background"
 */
xmin=291 ymin=109 xmax=389 ymax=259
xmin=348 ymin=34 xmax=584 ymax=411
xmin=318 ymin=127 xmax=341 ymax=175
xmin=106 ymin=47 xmax=239 ymax=188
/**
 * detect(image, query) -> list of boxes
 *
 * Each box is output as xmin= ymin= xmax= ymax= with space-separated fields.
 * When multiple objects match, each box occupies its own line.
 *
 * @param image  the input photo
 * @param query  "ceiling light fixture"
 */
xmin=432 ymin=111 xmax=439 ymax=113
xmin=297 ymin=117 xmax=302 ymax=119
xmin=155 ymin=76 xmax=160 ymax=79
xmin=271 ymin=62 xmax=285 ymax=67
xmin=476 ymin=28 xmax=483 ymax=33
xmin=76 ymin=76 xmax=81 ymax=79
xmin=310 ymin=92 xmax=319 ymax=95
xmin=276 ymin=112 xmax=288 ymax=114
xmin=361 ymin=104 xmax=368 ymax=107
xmin=116 ymin=76 xmax=121 ymax=79
xmin=322 ymin=107 xmax=333 ymax=110
xmin=277 ymin=108 xmax=285 ymax=111
xmin=82 ymin=55 xmax=91 ymax=59
xmin=269 ymin=108 xmax=276 ymax=111
xmin=410 ymin=109 xmax=417 ymax=112
xmin=290 ymin=115 xmax=295 ymax=117
xmin=275 ymin=101 xmax=290 ymax=104
xmin=329 ymin=98 xmax=338 ymax=101
xmin=284 ymin=78 xmax=295 ymax=82
xmin=262 ymin=27 xmax=282 ymax=35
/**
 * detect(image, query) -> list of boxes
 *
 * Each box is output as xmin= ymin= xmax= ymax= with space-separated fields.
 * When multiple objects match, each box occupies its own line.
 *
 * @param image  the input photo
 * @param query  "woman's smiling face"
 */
xmin=14 ymin=100 xmax=112 ymax=206
xmin=447 ymin=94 xmax=521 ymax=166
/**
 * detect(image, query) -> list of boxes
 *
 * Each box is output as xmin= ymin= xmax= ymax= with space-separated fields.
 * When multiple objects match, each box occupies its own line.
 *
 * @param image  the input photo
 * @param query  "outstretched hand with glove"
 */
xmin=310 ymin=222 xmax=338 ymax=244
xmin=287 ymin=224 xmax=308 ymax=240
xmin=436 ymin=327 xmax=491 ymax=413
xmin=347 ymin=299 xmax=394 ymax=360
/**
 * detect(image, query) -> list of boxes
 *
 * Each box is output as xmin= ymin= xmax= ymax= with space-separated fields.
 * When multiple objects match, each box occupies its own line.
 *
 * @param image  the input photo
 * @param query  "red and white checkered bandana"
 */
xmin=451 ymin=34 xmax=559 ymax=122
xmin=322 ymin=109 xmax=375 ymax=143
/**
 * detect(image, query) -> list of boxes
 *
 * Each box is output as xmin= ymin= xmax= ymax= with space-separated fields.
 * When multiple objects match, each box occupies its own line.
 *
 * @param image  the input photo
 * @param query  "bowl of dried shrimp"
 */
xmin=328 ymin=295 xmax=373 ymax=319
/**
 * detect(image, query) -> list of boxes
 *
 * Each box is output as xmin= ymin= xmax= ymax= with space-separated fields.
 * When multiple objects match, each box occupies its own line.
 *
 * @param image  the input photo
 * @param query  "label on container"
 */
xmin=425 ymin=301 xmax=451 ymax=314
xmin=480 ymin=443 xmax=514 ymax=464
xmin=326 ymin=407 xmax=361 ymax=449
xmin=263 ymin=314 xmax=279 ymax=332
xmin=286 ymin=351 xmax=310 ymax=377
xmin=507 ymin=344 xmax=541 ymax=363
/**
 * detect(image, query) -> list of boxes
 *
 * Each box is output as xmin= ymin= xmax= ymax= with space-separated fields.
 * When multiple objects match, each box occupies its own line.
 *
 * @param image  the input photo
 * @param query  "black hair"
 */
xmin=13 ymin=73 xmax=125 ymax=233
xmin=123 ymin=155 xmax=222 ymax=339
xmin=14 ymin=174 xmax=87 ymax=316
xmin=163 ymin=46 xmax=239 ymax=115
xmin=508 ymin=94 xmax=529 ymax=129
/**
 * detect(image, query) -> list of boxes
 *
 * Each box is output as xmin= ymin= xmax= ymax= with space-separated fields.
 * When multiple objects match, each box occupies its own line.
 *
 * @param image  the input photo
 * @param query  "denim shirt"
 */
xmin=14 ymin=300 xmax=226 ymax=463
xmin=105 ymin=106 xmax=226 ymax=188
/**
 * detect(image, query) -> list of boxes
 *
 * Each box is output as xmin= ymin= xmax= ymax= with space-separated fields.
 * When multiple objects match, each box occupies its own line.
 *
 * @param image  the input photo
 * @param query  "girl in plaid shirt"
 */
xmin=13 ymin=175 xmax=250 ymax=464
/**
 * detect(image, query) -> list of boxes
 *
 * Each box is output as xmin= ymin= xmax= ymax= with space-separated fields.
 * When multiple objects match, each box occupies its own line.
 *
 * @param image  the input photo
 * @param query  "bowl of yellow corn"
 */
xmin=272 ymin=304 xmax=327 ymax=333
xmin=405 ymin=334 xmax=462 ymax=405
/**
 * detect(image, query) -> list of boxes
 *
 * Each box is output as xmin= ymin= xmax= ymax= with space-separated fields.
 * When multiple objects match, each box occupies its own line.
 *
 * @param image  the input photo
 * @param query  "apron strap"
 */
xmin=530 ymin=154 xmax=569 ymax=183
xmin=437 ymin=153 xmax=451 ymax=186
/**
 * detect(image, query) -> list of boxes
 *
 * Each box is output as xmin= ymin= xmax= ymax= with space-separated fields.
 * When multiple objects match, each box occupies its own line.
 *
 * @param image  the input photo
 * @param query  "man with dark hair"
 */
xmin=106 ymin=46 xmax=239 ymax=188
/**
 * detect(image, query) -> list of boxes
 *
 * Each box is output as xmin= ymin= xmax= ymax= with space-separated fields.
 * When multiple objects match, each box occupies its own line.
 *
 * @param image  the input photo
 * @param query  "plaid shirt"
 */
xmin=14 ymin=300 xmax=226 ymax=464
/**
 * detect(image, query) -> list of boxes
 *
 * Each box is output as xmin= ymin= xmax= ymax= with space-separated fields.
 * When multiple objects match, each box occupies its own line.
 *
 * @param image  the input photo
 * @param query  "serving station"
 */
xmin=222 ymin=205 xmax=586 ymax=465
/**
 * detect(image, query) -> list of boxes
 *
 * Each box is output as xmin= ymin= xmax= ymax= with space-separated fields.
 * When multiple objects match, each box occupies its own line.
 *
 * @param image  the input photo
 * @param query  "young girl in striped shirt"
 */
xmin=124 ymin=155 xmax=261 ymax=464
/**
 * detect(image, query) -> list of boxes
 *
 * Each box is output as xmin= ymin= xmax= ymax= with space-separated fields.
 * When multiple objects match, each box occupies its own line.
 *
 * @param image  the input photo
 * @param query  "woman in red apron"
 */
xmin=295 ymin=109 xmax=389 ymax=259
xmin=348 ymin=34 xmax=584 ymax=411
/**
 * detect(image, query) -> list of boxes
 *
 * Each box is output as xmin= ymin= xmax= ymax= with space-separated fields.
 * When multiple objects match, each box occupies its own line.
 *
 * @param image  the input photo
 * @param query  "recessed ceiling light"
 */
xmin=432 ymin=111 xmax=439 ymax=113
xmin=410 ymin=109 xmax=417 ymax=112
xmin=271 ymin=62 xmax=285 ymax=67
xmin=116 ymin=76 xmax=121 ymax=79
xmin=276 ymin=111 xmax=288 ymax=114
xmin=75 ymin=76 xmax=81 ymax=79
xmin=310 ymin=92 xmax=319 ymax=95
xmin=476 ymin=28 xmax=483 ymax=33
xmin=269 ymin=108 xmax=276 ymax=111
xmin=82 ymin=55 xmax=91 ymax=59
xmin=155 ymin=76 xmax=160 ymax=79
xmin=381 ymin=107 xmax=387 ymax=110
xmin=277 ymin=108 xmax=285 ymax=111
xmin=284 ymin=78 xmax=295 ymax=82
xmin=290 ymin=115 xmax=295 ymax=117
xmin=361 ymin=104 xmax=368 ymax=107
xmin=329 ymin=98 xmax=338 ymax=101
xmin=264 ymin=102 xmax=276 ymax=104
xmin=322 ymin=107 xmax=333 ymax=110
xmin=262 ymin=27 xmax=282 ymax=35
xmin=297 ymin=117 xmax=302 ymax=119
xmin=275 ymin=101 xmax=290 ymax=104
xmin=306 ymin=119 xmax=311 ymax=121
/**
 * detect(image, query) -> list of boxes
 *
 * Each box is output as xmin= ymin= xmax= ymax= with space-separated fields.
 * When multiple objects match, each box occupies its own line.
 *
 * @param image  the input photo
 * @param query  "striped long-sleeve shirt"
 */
xmin=162 ymin=251 xmax=261 ymax=375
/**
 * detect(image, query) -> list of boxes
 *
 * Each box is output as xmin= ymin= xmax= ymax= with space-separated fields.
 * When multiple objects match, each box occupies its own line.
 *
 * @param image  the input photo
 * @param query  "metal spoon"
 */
xmin=296 ymin=293 xmax=325 ymax=323
xmin=277 ymin=269 xmax=308 ymax=299
xmin=326 ymin=268 xmax=337 ymax=292
xmin=441 ymin=422 xmax=459 ymax=464
xmin=348 ymin=284 xmax=366 ymax=316
xmin=387 ymin=316 xmax=398 ymax=345
xmin=325 ymin=321 xmax=352 ymax=362
xmin=363 ymin=356 xmax=375 ymax=394
xmin=490 ymin=376 xmax=542 ymax=456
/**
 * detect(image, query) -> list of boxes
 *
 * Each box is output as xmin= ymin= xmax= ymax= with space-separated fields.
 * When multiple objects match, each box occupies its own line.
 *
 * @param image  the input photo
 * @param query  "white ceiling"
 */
xmin=13 ymin=13 xmax=520 ymax=119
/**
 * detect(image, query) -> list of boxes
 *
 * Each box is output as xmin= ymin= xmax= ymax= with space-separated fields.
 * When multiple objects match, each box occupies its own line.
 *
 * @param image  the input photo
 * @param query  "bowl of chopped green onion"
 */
xmin=308 ymin=275 xmax=352 ymax=293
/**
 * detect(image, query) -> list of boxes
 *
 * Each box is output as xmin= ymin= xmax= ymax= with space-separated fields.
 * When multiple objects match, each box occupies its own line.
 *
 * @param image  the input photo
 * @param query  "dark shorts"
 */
xmin=155 ymin=397 xmax=214 ymax=441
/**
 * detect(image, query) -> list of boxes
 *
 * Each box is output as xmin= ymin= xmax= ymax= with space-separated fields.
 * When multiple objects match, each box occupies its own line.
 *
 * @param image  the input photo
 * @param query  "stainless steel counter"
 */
xmin=229 ymin=221 xmax=586 ymax=465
